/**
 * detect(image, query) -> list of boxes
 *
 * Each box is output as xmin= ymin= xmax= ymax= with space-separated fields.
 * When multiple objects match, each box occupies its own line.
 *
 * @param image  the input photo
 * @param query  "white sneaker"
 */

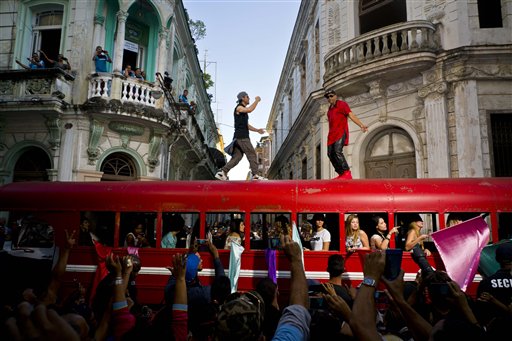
xmin=215 ymin=170 xmax=228 ymax=180
xmin=251 ymin=174 xmax=268 ymax=180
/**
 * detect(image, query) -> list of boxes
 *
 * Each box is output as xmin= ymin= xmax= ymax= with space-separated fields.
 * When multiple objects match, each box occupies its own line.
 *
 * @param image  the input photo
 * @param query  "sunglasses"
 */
xmin=327 ymin=94 xmax=335 ymax=98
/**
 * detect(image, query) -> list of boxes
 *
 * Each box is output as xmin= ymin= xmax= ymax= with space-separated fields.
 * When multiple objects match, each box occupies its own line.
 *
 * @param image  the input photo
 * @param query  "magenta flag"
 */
xmin=431 ymin=216 xmax=490 ymax=291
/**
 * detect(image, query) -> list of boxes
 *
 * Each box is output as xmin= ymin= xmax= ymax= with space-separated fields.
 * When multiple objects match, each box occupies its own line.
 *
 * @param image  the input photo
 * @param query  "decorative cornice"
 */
xmin=418 ymin=82 xmax=447 ymax=99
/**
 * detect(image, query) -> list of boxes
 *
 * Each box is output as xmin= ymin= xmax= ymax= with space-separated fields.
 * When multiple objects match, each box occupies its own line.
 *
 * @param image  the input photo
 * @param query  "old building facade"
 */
xmin=0 ymin=0 xmax=222 ymax=184
xmin=267 ymin=0 xmax=512 ymax=180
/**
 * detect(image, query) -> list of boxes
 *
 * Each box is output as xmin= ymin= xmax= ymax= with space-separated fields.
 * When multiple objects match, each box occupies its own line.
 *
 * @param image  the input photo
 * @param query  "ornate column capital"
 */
xmin=94 ymin=14 xmax=105 ymax=25
xmin=45 ymin=115 xmax=61 ymax=150
xmin=116 ymin=10 xmax=129 ymax=23
xmin=418 ymin=82 xmax=448 ymax=99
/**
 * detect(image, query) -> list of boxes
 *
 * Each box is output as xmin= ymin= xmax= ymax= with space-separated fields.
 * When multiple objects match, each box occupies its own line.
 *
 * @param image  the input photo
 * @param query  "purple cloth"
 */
xmin=265 ymin=248 xmax=277 ymax=284
xmin=431 ymin=216 xmax=489 ymax=291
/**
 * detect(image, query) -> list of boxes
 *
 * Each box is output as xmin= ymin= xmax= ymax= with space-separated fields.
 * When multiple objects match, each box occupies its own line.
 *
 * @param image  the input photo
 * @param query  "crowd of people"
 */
xmin=1 ymin=221 xmax=510 ymax=341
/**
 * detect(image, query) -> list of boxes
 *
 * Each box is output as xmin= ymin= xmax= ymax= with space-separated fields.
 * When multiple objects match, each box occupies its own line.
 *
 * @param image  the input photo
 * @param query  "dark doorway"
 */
xmin=39 ymin=29 xmax=61 ymax=61
xmin=122 ymin=49 xmax=138 ymax=71
xmin=13 ymin=147 xmax=51 ymax=182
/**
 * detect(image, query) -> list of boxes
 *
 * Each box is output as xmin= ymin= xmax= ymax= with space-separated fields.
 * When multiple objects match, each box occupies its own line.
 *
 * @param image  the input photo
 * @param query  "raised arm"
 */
xmin=348 ymin=251 xmax=384 ymax=341
xmin=41 ymin=229 xmax=76 ymax=306
xmin=236 ymin=96 xmax=261 ymax=114
xmin=281 ymin=234 xmax=309 ymax=308
xmin=38 ymin=50 xmax=54 ymax=64
xmin=382 ymin=270 xmax=432 ymax=341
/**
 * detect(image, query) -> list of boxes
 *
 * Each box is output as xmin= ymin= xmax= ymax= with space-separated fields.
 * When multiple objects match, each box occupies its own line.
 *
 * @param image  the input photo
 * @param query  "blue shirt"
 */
xmin=94 ymin=54 xmax=110 ymax=72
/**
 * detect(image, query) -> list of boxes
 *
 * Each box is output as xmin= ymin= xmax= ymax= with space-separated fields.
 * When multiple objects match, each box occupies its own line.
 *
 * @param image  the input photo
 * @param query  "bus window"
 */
xmin=394 ymin=213 xmax=439 ymax=252
xmin=120 ymin=212 xmax=157 ymax=248
xmin=343 ymin=213 xmax=388 ymax=251
xmin=250 ymin=213 xmax=291 ymax=250
xmin=162 ymin=212 xmax=199 ymax=249
xmin=445 ymin=212 xmax=485 ymax=228
xmin=497 ymin=212 xmax=512 ymax=241
xmin=80 ymin=211 xmax=115 ymax=247
xmin=298 ymin=213 xmax=339 ymax=251
xmin=206 ymin=212 xmax=245 ymax=250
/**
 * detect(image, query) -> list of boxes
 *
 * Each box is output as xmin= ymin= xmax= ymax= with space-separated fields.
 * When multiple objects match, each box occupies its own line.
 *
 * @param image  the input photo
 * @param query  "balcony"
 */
xmin=0 ymin=68 xmax=75 ymax=113
xmin=88 ymin=73 xmax=161 ymax=108
xmin=323 ymin=21 xmax=439 ymax=95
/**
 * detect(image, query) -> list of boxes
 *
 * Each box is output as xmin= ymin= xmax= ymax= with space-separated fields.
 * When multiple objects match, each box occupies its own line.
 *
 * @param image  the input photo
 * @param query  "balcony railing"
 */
xmin=0 ymin=68 xmax=75 ymax=103
xmin=324 ymin=21 xmax=438 ymax=81
xmin=88 ymin=73 xmax=160 ymax=108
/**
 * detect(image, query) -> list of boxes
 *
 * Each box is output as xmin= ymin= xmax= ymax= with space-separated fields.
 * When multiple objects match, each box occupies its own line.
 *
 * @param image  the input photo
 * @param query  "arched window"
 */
xmin=100 ymin=152 xmax=137 ymax=181
xmin=13 ymin=147 xmax=51 ymax=182
xmin=32 ymin=7 xmax=64 ymax=60
xmin=365 ymin=128 xmax=416 ymax=179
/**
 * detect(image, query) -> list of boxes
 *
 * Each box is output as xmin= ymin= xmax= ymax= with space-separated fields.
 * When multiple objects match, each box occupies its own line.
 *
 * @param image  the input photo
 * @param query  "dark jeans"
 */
xmin=222 ymin=137 xmax=259 ymax=175
xmin=327 ymin=134 xmax=349 ymax=175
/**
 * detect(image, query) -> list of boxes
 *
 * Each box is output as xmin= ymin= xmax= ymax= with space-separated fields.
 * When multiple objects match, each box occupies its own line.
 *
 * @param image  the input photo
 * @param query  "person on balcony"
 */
xmin=38 ymin=50 xmax=71 ymax=71
xmin=134 ymin=67 xmax=144 ymax=81
xmin=92 ymin=46 xmax=111 ymax=73
xmin=123 ymin=64 xmax=135 ymax=78
xmin=324 ymin=89 xmax=368 ymax=179
xmin=16 ymin=52 xmax=45 ymax=70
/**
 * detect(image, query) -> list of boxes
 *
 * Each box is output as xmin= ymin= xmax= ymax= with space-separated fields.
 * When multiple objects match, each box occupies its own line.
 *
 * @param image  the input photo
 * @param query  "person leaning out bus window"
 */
xmin=162 ymin=214 xmax=185 ymax=248
xmin=225 ymin=219 xmax=244 ymax=250
xmin=370 ymin=216 xmax=399 ymax=251
xmin=405 ymin=214 xmax=431 ymax=256
xmin=307 ymin=213 xmax=331 ymax=251
xmin=125 ymin=223 xmax=150 ymax=248
xmin=345 ymin=214 xmax=370 ymax=253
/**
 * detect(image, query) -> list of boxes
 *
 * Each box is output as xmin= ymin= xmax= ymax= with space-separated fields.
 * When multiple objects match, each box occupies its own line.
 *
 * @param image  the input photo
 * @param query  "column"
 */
xmin=418 ymin=82 xmax=450 ymax=177
xmin=92 ymin=15 xmax=105 ymax=54
xmin=112 ymin=10 xmax=129 ymax=74
xmin=453 ymin=80 xmax=483 ymax=177
xmin=157 ymin=27 xmax=170 ymax=76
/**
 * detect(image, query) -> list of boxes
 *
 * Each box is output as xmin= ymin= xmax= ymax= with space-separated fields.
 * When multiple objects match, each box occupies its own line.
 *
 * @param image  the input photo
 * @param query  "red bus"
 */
xmin=1 ymin=178 xmax=511 ymax=304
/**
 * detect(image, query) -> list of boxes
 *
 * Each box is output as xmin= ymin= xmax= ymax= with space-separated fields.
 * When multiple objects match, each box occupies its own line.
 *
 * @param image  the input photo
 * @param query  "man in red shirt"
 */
xmin=325 ymin=89 xmax=368 ymax=179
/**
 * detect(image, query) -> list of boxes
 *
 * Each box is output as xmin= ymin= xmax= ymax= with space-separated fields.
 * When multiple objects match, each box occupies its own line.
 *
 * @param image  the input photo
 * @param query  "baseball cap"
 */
xmin=237 ymin=91 xmax=248 ymax=101
xmin=216 ymin=291 xmax=265 ymax=340
xmin=495 ymin=241 xmax=512 ymax=263
xmin=324 ymin=89 xmax=336 ymax=98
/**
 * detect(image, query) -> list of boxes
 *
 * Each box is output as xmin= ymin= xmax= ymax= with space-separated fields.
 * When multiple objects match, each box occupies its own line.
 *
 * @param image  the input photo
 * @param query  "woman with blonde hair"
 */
xmin=405 ymin=214 xmax=431 ymax=256
xmin=345 ymin=214 xmax=370 ymax=253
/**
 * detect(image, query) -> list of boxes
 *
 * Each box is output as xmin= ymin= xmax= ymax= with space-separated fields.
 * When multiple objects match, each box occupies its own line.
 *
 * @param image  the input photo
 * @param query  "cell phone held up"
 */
xmin=383 ymin=249 xmax=403 ymax=280
xmin=196 ymin=239 xmax=208 ymax=251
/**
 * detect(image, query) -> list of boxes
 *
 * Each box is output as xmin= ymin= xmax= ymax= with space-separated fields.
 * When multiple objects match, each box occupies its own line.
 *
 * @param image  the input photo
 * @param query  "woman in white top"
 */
xmin=370 ymin=216 xmax=399 ymax=250
xmin=309 ymin=213 xmax=331 ymax=251
xmin=224 ymin=218 xmax=244 ymax=250
xmin=345 ymin=214 xmax=370 ymax=253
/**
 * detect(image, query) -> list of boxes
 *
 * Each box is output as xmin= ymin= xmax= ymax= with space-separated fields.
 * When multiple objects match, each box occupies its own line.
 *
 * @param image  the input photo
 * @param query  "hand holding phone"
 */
xmin=384 ymin=249 xmax=402 ymax=280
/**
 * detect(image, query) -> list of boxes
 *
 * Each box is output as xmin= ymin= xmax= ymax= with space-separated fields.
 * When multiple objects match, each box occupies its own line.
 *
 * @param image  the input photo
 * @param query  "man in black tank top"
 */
xmin=215 ymin=91 xmax=267 ymax=180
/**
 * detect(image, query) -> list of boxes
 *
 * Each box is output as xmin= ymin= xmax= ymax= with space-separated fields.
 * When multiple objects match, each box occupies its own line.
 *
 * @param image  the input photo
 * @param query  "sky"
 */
xmin=183 ymin=0 xmax=301 ymax=179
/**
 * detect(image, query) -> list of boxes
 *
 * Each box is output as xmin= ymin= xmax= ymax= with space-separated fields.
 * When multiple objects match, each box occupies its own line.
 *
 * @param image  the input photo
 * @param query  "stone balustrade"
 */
xmin=88 ymin=73 xmax=160 ymax=108
xmin=0 ymin=68 xmax=74 ymax=103
xmin=324 ymin=21 xmax=438 ymax=81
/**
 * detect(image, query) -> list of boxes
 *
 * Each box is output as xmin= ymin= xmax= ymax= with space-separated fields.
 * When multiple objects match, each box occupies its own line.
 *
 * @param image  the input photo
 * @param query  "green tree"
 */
xmin=189 ymin=19 xmax=206 ymax=41
xmin=203 ymin=72 xmax=214 ymax=90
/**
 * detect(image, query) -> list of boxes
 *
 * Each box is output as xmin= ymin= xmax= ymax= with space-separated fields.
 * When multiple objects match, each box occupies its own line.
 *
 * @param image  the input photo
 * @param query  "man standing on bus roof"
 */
xmin=324 ymin=89 xmax=368 ymax=180
xmin=215 ymin=91 xmax=267 ymax=180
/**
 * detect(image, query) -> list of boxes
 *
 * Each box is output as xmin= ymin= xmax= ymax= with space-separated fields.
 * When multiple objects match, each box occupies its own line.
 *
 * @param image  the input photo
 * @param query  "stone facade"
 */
xmin=0 ymin=0 xmax=222 ymax=183
xmin=267 ymin=0 xmax=512 ymax=179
